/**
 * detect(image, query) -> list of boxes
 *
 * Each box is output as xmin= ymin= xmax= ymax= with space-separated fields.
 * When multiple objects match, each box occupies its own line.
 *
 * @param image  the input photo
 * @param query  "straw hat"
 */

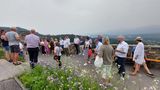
xmin=135 ymin=36 xmax=143 ymax=41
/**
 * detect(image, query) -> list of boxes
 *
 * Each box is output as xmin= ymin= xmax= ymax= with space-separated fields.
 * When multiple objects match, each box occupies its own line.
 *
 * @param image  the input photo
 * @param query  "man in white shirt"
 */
xmin=115 ymin=35 xmax=129 ymax=78
xmin=59 ymin=38 xmax=64 ymax=48
xmin=94 ymin=39 xmax=103 ymax=55
xmin=74 ymin=36 xmax=80 ymax=55
xmin=130 ymin=37 xmax=154 ymax=77
xmin=25 ymin=29 xmax=40 ymax=68
xmin=63 ymin=36 xmax=70 ymax=56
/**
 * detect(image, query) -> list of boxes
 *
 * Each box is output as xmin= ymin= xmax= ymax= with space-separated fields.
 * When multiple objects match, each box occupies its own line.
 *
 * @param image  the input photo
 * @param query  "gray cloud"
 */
xmin=0 ymin=0 xmax=160 ymax=35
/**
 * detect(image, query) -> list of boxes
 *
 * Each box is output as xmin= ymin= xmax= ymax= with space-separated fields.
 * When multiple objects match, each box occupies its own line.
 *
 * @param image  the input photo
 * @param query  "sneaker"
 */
xmin=122 ymin=72 xmax=125 ymax=77
xmin=146 ymin=73 xmax=155 ymax=78
xmin=84 ymin=63 xmax=88 ymax=66
xmin=30 ymin=62 xmax=35 ymax=69
xmin=120 ymin=77 xmax=125 ymax=81
xmin=106 ymin=83 xmax=113 ymax=87
xmin=8 ymin=60 xmax=13 ymax=63
xmin=88 ymin=61 xmax=91 ymax=64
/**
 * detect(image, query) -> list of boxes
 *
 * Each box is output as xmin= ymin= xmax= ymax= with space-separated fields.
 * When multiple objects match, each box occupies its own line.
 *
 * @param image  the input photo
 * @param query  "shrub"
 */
xmin=0 ymin=48 xmax=5 ymax=59
xmin=19 ymin=65 xmax=102 ymax=90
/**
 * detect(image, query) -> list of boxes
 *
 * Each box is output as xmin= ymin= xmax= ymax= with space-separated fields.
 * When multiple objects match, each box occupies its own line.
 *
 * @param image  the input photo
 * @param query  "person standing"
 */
xmin=54 ymin=42 xmax=63 ymax=68
xmin=74 ymin=36 xmax=80 ymax=55
xmin=40 ymin=39 xmax=46 ymax=55
xmin=94 ymin=39 xmax=103 ymax=55
xmin=63 ymin=36 xmax=70 ymax=56
xmin=25 ymin=29 xmax=40 ymax=68
xmin=115 ymin=35 xmax=129 ymax=78
xmin=130 ymin=37 xmax=154 ymax=77
xmin=59 ymin=37 xmax=64 ymax=49
xmin=50 ymin=38 xmax=55 ymax=54
xmin=79 ymin=36 xmax=85 ymax=55
xmin=44 ymin=39 xmax=50 ymax=55
xmin=84 ymin=37 xmax=91 ymax=66
xmin=98 ymin=37 xmax=114 ymax=86
xmin=0 ymin=30 xmax=10 ymax=62
xmin=5 ymin=27 xmax=21 ymax=65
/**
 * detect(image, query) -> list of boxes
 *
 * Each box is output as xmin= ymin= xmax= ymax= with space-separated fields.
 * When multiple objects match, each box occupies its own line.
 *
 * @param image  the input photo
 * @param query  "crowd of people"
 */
xmin=0 ymin=27 xmax=154 ymax=86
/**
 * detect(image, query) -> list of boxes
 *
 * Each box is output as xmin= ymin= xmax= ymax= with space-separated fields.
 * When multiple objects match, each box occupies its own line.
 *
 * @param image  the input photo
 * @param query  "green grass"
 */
xmin=19 ymin=65 xmax=103 ymax=90
xmin=0 ymin=48 xmax=5 ymax=59
xmin=0 ymin=47 xmax=25 ymax=62
xmin=18 ymin=55 xmax=25 ymax=62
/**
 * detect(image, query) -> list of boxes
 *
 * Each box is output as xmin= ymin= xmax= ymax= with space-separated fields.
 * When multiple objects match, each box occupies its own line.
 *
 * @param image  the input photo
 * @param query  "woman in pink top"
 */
xmin=44 ymin=39 xmax=50 ymax=55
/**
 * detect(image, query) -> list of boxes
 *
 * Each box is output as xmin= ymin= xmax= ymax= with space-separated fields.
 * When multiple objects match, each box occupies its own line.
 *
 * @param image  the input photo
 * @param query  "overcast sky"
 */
xmin=0 ymin=0 xmax=160 ymax=35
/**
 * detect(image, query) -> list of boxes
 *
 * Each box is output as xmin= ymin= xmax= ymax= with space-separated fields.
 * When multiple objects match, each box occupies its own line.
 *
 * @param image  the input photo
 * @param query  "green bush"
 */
xmin=19 ymin=65 xmax=102 ymax=90
xmin=0 ymin=48 xmax=5 ymax=59
xmin=18 ymin=56 xmax=25 ymax=62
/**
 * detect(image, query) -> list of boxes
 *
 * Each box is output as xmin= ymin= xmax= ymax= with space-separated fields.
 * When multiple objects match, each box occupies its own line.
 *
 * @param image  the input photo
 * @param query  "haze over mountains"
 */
xmin=1 ymin=26 xmax=160 ymax=44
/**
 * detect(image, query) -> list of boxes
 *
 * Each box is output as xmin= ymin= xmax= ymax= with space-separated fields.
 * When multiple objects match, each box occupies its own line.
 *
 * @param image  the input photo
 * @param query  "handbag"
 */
xmin=94 ymin=56 xmax=103 ymax=68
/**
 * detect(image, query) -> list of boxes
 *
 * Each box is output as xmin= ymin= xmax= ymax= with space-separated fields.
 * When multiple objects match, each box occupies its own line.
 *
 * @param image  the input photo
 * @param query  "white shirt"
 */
xmin=54 ymin=46 xmax=62 ymax=56
xmin=63 ymin=39 xmax=70 ymax=48
xmin=85 ymin=40 xmax=90 ymax=48
xmin=74 ymin=38 xmax=80 ymax=44
xmin=60 ymin=39 xmax=64 ymax=46
xmin=66 ymin=38 xmax=71 ymax=45
xmin=19 ymin=42 xmax=24 ymax=51
xmin=115 ymin=41 xmax=129 ymax=58
xmin=133 ymin=42 xmax=145 ymax=64
xmin=95 ymin=41 xmax=103 ymax=54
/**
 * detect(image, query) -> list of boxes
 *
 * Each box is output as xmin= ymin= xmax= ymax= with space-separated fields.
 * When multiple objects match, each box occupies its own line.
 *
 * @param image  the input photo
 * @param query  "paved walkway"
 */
xmin=38 ymin=55 xmax=160 ymax=90
xmin=0 ymin=59 xmax=30 ymax=81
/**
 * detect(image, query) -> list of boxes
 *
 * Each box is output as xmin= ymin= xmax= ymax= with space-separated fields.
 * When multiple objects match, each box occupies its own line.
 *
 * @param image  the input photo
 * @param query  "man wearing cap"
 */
xmin=5 ymin=27 xmax=21 ymax=65
xmin=25 ymin=29 xmax=40 ymax=68
xmin=115 ymin=35 xmax=129 ymax=78
xmin=130 ymin=37 xmax=154 ymax=77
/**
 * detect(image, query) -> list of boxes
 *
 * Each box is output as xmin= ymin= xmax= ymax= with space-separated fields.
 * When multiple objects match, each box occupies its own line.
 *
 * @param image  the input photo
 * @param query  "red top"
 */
xmin=88 ymin=49 xmax=93 ymax=57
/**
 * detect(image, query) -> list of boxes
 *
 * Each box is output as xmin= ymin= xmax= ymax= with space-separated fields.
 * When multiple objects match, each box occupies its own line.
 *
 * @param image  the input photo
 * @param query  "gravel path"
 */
xmin=36 ymin=54 xmax=160 ymax=90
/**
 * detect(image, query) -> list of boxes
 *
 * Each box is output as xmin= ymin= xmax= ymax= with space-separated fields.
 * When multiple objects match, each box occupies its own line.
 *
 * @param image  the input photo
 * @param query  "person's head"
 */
xmin=64 ymin=36 xmax=67 ymax=40
xmin=135 ymin=36 xmax=143 ymax=43
xmin=80 ymin=36 xmax=84 ymax=39
xmin=94 ymin=39 xmax=99 ymax=45
xmin=66 ymin=36 xmax=68 ymax=39
xmin=85 ymin=37 xmax=89 ymax=41
xmin=56 ymin=42 xmax=60 ymax=47
xmin=117 ymin=35 xmax=125 ymax=43
xmin=11 ymin=27 xmax=17 ymax=32
xmin=30 ymin=29 xmax=36 ymax=34
xmin=0 ymin=30 xmax=5 ymax=35
xmin=103 ymin=36 xmax=110 ymax=45
xmin=55 ymin=38 xmax=58 ymax=42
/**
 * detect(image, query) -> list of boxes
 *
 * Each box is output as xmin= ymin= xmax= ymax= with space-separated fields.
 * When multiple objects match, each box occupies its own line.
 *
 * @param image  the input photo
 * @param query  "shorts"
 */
xmin=10 ymin=45 xmax=20 ymax=53
xmin=101 ymin=65 xmax=112 ymax=79
xmin=3 ymin=46 xmax=10 ymax=52
xmin=54 ymin=55 xmax=61 ymax=60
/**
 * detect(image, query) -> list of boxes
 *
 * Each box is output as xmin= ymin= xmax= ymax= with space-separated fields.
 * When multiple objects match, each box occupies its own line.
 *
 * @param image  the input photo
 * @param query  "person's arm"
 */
xmin=115 ymin=44 xmax=128 ymax=54
xmin=5 ymin=33 xmax=8 ymax=41
xmin=15 ymin=33 xmax=20 ymax=41
xmin=111 ymin=47 xmax=115 ymax=61
xmin=133 ymin=45 xmax=141 ymax=61
xmin=115 ymin=49 xmax=126 ymax=54
xmin=98 ymin=46 xmax=103 ymax=58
